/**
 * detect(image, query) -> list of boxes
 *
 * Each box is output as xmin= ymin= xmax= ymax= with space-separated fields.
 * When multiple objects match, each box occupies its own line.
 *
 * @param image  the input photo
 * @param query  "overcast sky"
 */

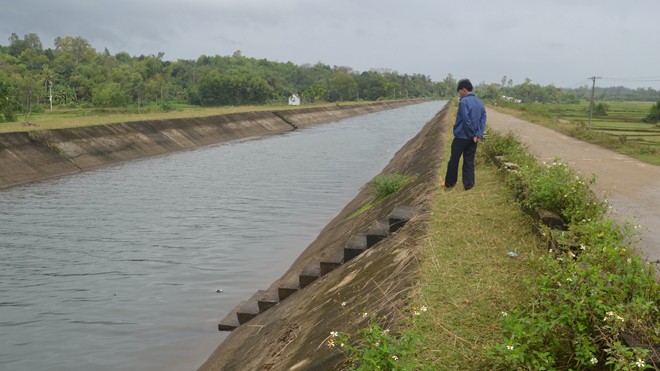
xmin=2 ymin=0 xmax=659 ymax=89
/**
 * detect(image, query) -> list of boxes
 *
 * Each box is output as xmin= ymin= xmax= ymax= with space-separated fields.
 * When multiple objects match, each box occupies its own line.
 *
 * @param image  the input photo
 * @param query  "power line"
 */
xmin=600 ymin=76 xmax=660 ymax=82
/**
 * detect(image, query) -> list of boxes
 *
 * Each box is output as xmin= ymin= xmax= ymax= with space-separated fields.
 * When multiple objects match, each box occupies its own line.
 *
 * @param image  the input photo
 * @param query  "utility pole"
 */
xmin=588 ymin=76 xmax=600 ymax=128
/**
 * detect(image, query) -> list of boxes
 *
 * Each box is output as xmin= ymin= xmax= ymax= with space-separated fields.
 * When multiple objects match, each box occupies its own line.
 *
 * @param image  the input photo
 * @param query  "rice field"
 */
xmin=496 ymin=100 xmax=660 ymax=164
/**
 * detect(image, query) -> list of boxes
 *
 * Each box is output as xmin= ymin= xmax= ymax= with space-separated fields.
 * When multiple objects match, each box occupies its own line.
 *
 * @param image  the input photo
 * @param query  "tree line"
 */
xmin=2 ymin=33 xmax=658 ymax=123
xmin=475 ymin=77 xmax=659 ymax=105
xmin=0 ymin=33 xmax=459 ymax=122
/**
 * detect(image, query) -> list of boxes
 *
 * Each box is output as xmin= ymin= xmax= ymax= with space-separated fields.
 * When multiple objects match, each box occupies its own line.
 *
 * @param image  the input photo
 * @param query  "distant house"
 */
xmin=288 ymin=94 xmax=301 ymax=106
xmin=501 ymin=95 xmax=522 ymax=103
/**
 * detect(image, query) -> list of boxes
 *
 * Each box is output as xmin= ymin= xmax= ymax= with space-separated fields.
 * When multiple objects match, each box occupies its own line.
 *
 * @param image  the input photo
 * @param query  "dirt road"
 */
xmin=486 ymin=108 xmax=660 ymax=266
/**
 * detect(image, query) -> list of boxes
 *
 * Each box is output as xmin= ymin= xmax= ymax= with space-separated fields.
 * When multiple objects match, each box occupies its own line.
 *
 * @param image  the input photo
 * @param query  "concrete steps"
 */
xmin=217 ymin=205 xmax=415 ymax=331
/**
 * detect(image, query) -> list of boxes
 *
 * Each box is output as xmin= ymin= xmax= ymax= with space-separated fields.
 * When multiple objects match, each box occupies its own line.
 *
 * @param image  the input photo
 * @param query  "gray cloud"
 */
xmin=1 ymin=0 xmax=659 ymax=88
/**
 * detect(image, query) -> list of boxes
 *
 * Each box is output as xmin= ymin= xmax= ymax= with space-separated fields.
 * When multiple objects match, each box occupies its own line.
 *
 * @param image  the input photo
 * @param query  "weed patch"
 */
xmin=483 ymin=130 xmax=659 ymax=369
xmin=346 ymin=174 xmax=416 ymax=220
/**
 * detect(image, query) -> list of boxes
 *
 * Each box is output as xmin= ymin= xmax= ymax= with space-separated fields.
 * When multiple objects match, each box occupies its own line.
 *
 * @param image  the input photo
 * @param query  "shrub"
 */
xmin=593 ymin=102 xmax=609 ymax=117
xmin=642 ymin=100 xmax=660 ymax=123
xmin=521 ymin=159 xmax=606 ymax=224
xmin=483 ymin=130 xmax=659 ymax=370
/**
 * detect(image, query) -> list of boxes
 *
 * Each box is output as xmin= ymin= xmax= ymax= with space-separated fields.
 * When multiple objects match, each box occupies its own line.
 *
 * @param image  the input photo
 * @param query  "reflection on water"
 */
xmin=0 ymin=101 xmax=444 ymax=371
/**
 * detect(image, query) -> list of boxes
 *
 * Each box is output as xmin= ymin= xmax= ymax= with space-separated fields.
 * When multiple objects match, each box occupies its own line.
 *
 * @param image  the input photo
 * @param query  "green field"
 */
xmin=496 ymin=100 xmax=660 ymax=165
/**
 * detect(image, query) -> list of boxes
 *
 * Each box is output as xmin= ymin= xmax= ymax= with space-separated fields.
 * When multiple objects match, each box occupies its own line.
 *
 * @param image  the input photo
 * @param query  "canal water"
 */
xmin=0 ymin=100 xmax=445 ymax=371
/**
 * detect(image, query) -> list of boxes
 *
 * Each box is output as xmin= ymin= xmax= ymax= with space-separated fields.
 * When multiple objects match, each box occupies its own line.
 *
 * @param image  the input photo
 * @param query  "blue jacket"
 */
xmin=453 ymin=93 xmax=487 ymax=140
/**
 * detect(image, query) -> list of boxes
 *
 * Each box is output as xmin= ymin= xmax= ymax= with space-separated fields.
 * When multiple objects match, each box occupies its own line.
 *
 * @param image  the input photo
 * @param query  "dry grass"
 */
xmin=410 ymin=131 xmax=545 ymax=369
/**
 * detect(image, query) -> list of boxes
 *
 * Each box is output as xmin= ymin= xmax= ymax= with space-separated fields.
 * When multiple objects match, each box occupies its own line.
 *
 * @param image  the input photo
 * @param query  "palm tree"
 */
xmin=42 ymin=66 xmax=56 ymax=110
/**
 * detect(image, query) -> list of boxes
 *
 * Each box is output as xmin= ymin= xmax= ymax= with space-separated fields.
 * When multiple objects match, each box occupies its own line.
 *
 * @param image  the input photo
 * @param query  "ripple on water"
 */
xmin=0 ymin=101 xmax=445 ymax=371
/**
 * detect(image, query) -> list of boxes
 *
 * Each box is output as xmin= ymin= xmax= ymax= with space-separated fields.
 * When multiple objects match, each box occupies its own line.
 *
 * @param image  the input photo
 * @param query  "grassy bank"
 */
xmin=327 ymin=105 xmax=545 ymax=369
xmin=333 ymin=111 xmax=658 ymax=369
xmin=0 ymin=104 xmax=266 ymax=133
xmin=416 ymin=127 xmax=658 ymax=369
xmin=410 ymin=136 xmax=544 ymax=369
xmin=493 ymin=101 xmax=660 ymax=165
xmin=0 ymin=101 xmax=377 ymax=134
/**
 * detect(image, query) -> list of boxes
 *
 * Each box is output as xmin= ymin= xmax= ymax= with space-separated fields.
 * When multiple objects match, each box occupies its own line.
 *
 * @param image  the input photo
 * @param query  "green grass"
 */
xmin=346 ymin=174 xmax=416 ymax=221
xmin=409 ymin=129 xmax=544 ymax=369
xmin=367 ymin=174 xmax=415 ymax=199
xmin=397 ymin=123 xmax=659 ymax=369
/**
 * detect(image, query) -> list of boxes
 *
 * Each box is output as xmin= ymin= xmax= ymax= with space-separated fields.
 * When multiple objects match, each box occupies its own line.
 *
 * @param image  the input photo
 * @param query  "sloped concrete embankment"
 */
xmin=0 ymin=99 xmax=427 ymax=190
xmin=199 ymin=103 xmax=450 ymax=370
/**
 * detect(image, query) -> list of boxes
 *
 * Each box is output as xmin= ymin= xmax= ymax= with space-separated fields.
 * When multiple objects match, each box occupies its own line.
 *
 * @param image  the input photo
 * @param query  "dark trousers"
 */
xmin=444 ymin=137 xmax=478 ymax=190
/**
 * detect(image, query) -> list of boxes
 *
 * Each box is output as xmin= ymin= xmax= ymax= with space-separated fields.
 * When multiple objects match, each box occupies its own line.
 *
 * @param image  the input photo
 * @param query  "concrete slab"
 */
xmin=299 ymin=264 xmax=321 ymax=288
xmin=389 ymin=206 xmax=414 ymax=233
xmin=344 ymin=236 xmax=368 ymax=261
xmin=366 ymin=221 xmax=389 ymax=248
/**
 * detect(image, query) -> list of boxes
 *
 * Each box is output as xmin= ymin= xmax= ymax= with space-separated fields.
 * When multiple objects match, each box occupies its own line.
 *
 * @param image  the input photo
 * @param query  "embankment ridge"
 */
xmin=199 ymin=102 xmax=450 ymax=370
xmin=0 ymin=100 xmax=427 ymax=190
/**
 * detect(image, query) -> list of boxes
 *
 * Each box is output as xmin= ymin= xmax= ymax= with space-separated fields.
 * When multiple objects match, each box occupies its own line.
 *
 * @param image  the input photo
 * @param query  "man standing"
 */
xmin=443 ymin=79 xmax=487 ymax=190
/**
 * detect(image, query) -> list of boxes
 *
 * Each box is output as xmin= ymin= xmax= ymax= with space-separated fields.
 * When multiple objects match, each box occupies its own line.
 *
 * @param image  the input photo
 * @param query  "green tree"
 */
xmin=643 ymin=100 xmax=660 ymax=123
xmin=331 ymin=70 xmax=358 ymax=101
xmin=0 ymin=73 xmax=20 ymax=121
xmin=478 ymin=83 xmax=501 ymax=101
xmin=197 ymin=72 xmax=273 ymax=106
xmin=438 ymin=73 xmax=457 ymax=97
xmin=357 ymin=71 xmax=388 ymax=101
xmin=52 ymin=83 xmax=77 ymax=105
xmin=92 ymin=82 xmax=129 ymax=107
xmin=7 ymin=33 xmax=42 ymax=57
xmin=302 ymin=82 xmax=328 ymax=103
xmin=592 ymin=102 xmax=609 ymax=116
xmin=54 ymin=36 xmax=96 ymax=64
xmin=41 ymin=65 xmax=57 ymax=110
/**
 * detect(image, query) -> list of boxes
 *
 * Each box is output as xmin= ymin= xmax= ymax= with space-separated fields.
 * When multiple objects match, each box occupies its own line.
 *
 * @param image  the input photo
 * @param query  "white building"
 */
xmin=288 ymin=94 xmax=301 ymax=106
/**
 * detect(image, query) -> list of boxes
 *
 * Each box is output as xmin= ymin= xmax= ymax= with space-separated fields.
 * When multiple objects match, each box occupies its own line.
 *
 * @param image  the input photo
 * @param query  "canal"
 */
xmin=0 ymin=100 xmax=445 ymax=370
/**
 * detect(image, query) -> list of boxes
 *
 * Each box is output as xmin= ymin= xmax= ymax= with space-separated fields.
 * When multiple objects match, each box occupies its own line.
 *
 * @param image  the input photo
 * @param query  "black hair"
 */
xmin=456 ymin=79 xmax=473 ymax=92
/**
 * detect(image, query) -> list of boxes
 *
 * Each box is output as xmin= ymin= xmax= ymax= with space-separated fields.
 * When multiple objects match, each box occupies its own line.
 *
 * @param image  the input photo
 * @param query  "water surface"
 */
xmin=0 ymin=101 xmax=445 ymax=370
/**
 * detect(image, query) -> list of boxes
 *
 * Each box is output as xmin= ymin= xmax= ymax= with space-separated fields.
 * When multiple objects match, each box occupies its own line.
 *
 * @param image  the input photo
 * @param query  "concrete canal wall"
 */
xmin=199 ymin=102 xmax=450 ymax=370
xmin=0 ymin=99 xmax=427 ymax=190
